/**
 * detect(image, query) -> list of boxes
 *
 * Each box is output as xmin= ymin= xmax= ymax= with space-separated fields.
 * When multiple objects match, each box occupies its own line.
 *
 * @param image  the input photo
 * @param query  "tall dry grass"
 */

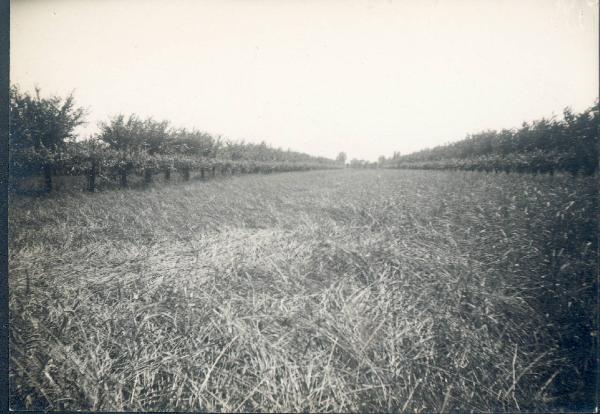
xmin=9 ymin=169 xmax=597 ymax=411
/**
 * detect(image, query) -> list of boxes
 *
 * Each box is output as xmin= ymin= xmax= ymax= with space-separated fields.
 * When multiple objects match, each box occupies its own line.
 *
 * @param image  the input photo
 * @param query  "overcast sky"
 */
xmin=11 ymin=0 xmax=599 ymax=161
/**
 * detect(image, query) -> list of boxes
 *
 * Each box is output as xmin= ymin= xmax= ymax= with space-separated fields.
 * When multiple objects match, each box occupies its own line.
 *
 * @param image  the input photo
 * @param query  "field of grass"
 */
xmin=9 ymin=169 xmax=597 ymax=412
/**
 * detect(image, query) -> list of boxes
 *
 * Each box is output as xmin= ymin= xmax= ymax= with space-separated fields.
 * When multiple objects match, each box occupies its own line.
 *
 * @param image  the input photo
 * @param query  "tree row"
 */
xmin=382 ymin=102 xmax=599 ymax=175
xmin=9 ymin=86 xmax=341 ymax=192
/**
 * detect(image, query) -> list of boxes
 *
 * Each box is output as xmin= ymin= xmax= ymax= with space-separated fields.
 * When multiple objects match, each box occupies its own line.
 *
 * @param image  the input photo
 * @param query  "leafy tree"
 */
xmin=336 ymin=152 xmax=347 ymax=164
xmin=216 ymin=140 xmax=247 ymax=160
xmin=168 ymin=128 xmax=220 ymax=158
xmin=350 ymin=158 xmax=364 ymax=168
xmin=10 ymin=85 xmax=86 ymax=152
xmin=10 ymin=85 xmax=87 ymax=186
xmin=98 ymin=114 xmax=170 ymax=155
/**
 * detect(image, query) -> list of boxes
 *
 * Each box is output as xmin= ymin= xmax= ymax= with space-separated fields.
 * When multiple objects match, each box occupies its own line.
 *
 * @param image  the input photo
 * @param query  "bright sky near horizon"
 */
xmin=11 ymin=0 xmax=599 ymax=161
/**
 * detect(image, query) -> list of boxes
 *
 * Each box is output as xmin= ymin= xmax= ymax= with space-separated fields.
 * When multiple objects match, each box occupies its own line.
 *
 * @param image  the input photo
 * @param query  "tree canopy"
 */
xmin=9 ymin=85 xmax=86 ymax=151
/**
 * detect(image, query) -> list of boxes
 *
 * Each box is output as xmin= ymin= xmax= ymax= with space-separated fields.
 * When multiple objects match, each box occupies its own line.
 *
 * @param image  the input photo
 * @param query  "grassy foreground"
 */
xmin=9 ymin=169 xmax=597 ymax=412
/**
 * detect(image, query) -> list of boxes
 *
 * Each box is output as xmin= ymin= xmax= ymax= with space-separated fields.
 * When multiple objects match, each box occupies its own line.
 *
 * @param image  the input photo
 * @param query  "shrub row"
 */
xmin=389 ymin=150 xmax=597 ymax=176
xmin=384 ymin=102 xmax=599 ymax=175
xmin=10 ymin=144 xmax=341 ymax=192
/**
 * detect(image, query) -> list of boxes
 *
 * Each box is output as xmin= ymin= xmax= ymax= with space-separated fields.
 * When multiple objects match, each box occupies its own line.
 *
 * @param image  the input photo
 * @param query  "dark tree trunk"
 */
xmin=43 ymin=164 xmax=52 ymax=192
xmin=182 ymin=168 xmax=190 ymax=181
xmin=144 ymin=169 xmax=153 ymax=185
xmin=164 ymin=168 xmax=171 ymax=181
xmin=87 ymin=160 xmax=97 ymax=192
xmin=120 ymin=170 xmax=128 ymax=188
xmin=200 ymin=168 xmax=205 ymax=180
xmin=212 ymin=166 xmax=216 ymax=178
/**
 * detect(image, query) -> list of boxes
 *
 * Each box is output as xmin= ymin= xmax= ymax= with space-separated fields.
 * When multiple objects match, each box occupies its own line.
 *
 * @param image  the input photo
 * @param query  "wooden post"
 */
xmin=43 ymin=164 xmax=52 ymax=192
xmin=87 ymin=160 xmax=97 ymax=192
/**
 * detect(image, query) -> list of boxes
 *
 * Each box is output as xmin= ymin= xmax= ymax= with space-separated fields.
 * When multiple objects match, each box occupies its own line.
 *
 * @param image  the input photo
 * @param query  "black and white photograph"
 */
xmin=7 ymin=0 xmax=599 ymax=411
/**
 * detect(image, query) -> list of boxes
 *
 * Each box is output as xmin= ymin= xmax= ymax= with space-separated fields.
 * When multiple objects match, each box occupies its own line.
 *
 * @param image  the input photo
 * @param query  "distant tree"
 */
xmin=378 ymin=155 xmax=386 ymax=167
xmin=350 ymin=158 xmax=366 ymax=168
xmin=98 ymin=114 xmax=170 ymax=154
xmin=168 ymin=128 xmax=220 ymax=158
xmin=9 ymin=85 xmax=86 ymax=152
xmin=216 ymin=140 xmax=247 ymax=161
xmin=336 ymin=152 xmax=347 ymax=165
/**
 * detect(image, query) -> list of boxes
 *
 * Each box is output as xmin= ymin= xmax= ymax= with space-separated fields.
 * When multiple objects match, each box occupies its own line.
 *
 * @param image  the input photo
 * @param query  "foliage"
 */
xmin=10 ymin=86 xmax=87 ymax=176
xmin=385 ymin=102 xmax=599 ymax=175
xmin=98 ymin=114 xmax=170 ymax=155
xmin=9 ymin=88 xmax=340 ymax=190
xmin=11 ymin=141 xmax=339 ymax=189
xmin=336 ymin=151 xmax=347 ymax=164
xmin=349 ymin=158 xmax=378 ymax=169
xmin=9 ymin=85 xmax=87 ymax=151
xmin=168 ymin=128 xmax=220 ymax=158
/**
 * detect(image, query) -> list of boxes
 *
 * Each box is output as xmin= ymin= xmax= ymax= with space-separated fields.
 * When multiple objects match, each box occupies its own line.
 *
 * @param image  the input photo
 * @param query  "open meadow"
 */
xmin=8 ymin=169 xmax=597 ymax=412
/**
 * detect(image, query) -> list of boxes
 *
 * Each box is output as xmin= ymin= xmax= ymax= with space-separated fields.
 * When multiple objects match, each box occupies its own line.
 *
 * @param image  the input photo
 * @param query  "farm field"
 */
xmin=9 ymin=169 xmax=597 ymax=412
